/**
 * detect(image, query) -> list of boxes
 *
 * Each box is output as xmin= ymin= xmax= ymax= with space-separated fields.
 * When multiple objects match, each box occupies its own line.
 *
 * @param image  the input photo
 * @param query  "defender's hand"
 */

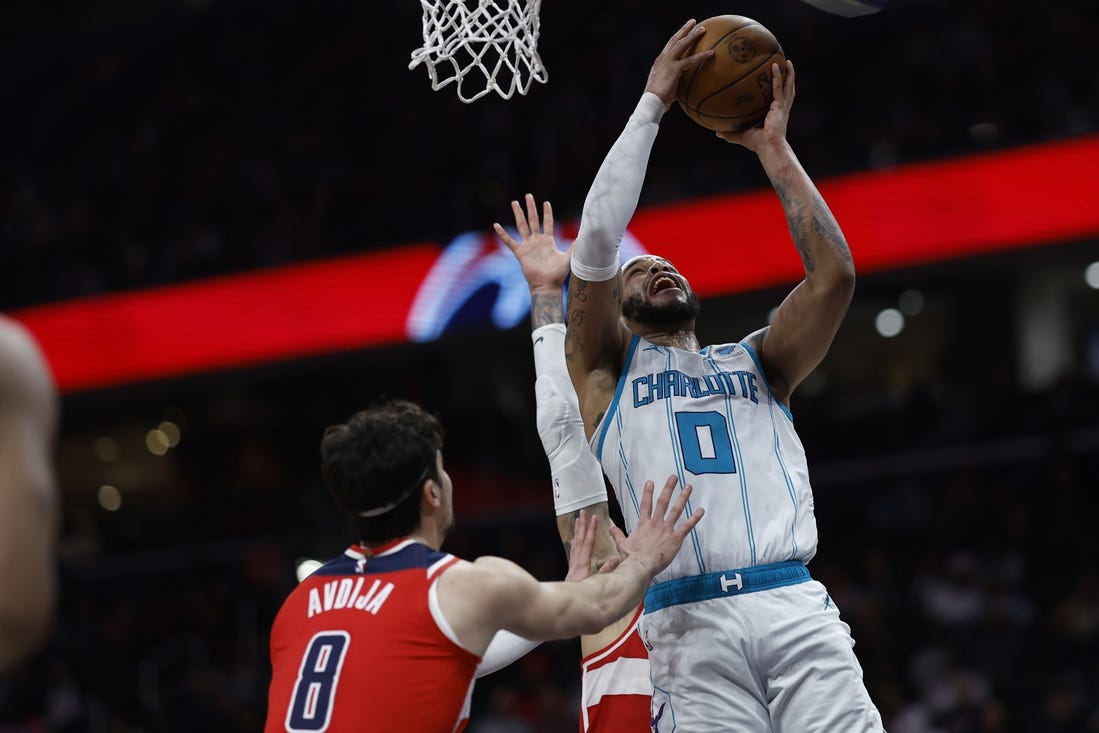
xmin=565 ymin=511 xmax=599 ymax=582
xmin=610 ymin=476 xmax=703 ymax=577
xmin=494 ymin=194 xmax=573 ymax=293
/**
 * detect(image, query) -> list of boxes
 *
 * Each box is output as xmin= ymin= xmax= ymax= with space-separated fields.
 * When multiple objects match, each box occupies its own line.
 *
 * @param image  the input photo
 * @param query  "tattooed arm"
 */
xmin=719 ymin=62 xmax=856 ymax=404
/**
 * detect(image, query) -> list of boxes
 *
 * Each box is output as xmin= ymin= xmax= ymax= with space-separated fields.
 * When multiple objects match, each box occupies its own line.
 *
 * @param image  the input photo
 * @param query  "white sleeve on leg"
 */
xmin=532 ymin=324 xmax=608 ymax=516
xmin=570 ymin=92 xmax=665 ymax=283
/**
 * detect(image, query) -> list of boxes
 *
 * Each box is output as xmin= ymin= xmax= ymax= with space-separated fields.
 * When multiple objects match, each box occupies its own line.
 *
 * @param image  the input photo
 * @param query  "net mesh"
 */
xmin=409 ymin=0 xmax=548 ymax=103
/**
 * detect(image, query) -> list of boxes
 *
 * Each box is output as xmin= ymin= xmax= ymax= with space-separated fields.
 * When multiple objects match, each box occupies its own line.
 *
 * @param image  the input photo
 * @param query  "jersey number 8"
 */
xmin=285 ymin=631 xmax=350 ymax=732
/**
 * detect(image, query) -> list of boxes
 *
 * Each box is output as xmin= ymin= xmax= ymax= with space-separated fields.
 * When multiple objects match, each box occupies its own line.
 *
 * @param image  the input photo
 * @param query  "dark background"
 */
xmin=1 ymin=0 xmax=1098 ymax=731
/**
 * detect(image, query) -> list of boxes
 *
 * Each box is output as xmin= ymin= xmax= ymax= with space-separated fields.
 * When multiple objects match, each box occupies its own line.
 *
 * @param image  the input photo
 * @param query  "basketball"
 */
xmin=675 ymin=15 xmax=786 ymax=132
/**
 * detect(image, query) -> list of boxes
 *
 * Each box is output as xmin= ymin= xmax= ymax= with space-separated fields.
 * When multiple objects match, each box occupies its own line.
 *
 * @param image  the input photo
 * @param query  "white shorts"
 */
xmin=641 ymin=567 xmax=883 ymax=733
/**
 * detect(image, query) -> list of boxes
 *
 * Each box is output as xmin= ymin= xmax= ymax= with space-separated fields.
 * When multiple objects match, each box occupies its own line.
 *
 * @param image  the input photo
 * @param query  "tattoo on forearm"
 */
xmin=810 ymin=195 xmax=852 ymax=263
xmin=558 ymin=503 xmax=614 ymax=569
xmin=567 ymin=316 xmax=584 ymax=362
xmin=531 ymin=293 xmax=565 ymax=329
xmin=561 ymin=510 xmax=581 ymax=555
xmin=792 ymin=225 xmax=814 ymax=273
xmin=777 ymin=180 xmax=815 ymax=274
xmin=774 ymin=178 xmax=794 ymax=208
xmin=776 ymin=179 xmax=852 ymax=274
xmin=565 ymin=278 xmax=589 ymax=362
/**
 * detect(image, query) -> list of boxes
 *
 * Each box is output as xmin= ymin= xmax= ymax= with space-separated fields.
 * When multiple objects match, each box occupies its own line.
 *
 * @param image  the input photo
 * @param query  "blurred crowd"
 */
xmin=2 ymin=0 xmax=1095 ymax=310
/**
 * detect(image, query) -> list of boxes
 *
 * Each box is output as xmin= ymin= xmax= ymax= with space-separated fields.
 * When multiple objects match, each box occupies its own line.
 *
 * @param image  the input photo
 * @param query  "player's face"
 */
xmin=620 ymin=255 xmax=701 ymax=328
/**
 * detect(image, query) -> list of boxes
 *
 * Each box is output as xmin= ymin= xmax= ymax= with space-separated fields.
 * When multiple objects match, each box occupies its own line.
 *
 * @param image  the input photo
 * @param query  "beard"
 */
xmin=621 ymin=291 xmax=701 ymax=328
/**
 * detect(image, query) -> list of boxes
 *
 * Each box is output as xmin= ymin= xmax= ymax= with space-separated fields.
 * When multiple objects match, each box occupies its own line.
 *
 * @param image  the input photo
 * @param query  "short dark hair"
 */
xmin=320 ymin=399 xmax=444 ymax=546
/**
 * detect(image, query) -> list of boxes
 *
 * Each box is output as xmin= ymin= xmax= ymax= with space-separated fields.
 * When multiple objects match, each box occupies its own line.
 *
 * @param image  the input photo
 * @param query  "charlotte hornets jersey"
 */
xmin=265 ymin=539 xmax=480 ymax=733
xmin=592 ymin=335 xmax=818 ymax=583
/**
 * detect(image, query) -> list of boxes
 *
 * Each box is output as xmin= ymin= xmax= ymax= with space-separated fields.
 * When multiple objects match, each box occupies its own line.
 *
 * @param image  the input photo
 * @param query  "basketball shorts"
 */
xmin=641 ymin=562 xmax=884 ymax=733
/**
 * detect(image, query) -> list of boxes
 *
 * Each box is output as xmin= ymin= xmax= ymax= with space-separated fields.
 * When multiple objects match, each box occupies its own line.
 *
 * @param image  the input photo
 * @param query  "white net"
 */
xmin=409 ymin=0 xmax=548 ymax=104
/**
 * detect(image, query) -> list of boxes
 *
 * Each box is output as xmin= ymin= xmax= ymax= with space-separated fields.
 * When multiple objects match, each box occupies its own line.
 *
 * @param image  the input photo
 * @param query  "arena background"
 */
xmin=2 ymin=0 xmax=1098 ymax=730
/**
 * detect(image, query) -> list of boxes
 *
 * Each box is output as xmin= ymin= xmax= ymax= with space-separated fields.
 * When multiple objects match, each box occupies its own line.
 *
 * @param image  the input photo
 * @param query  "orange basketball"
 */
xmin=675 ymin=15 xmax=786 ymax=132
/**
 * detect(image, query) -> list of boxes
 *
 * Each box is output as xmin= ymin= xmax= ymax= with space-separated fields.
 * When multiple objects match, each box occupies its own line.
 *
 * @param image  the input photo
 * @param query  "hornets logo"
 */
xmin=650 ymin=688 xmax=676 ymax=732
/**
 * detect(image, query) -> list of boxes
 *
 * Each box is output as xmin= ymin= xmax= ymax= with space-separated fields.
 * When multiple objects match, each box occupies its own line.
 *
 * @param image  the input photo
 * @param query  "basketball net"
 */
xmin=409 ymin=0 xmax=548 ymax=103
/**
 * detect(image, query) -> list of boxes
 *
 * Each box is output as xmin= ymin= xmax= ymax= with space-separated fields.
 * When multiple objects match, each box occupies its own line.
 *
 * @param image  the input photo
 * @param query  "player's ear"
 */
xmin=421 ymin=477 xmax=442 ymax=508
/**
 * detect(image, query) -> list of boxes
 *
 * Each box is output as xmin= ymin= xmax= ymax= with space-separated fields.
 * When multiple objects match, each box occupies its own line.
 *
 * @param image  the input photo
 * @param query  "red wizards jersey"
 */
xmin=579 ymin=605 xmax=652 ymax=732
xmin=265 ymin=539 xmax=480 ymax=733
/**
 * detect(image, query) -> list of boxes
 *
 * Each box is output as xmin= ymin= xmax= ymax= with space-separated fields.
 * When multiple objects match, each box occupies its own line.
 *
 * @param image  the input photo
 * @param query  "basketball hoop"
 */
xmin=409 ymin=0 xmax=548 ymax=103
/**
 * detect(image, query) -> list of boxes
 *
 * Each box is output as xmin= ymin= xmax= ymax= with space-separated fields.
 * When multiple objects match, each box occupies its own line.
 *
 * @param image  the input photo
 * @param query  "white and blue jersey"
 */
xmin=593 ymin=335 xmax=883 ymax=732
xmin=592 ymin=334 xmax=817 ymax=584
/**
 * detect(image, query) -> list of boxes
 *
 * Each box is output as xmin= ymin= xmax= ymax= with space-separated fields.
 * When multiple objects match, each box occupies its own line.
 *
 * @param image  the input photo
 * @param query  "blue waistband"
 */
xmin=644 ymin=561 xmax=811 ymax=614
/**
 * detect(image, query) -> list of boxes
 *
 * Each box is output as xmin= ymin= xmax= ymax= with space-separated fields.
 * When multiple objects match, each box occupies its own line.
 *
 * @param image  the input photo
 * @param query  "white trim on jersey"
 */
xmin=581 ymin=612 xmax=642 ymax=669
xmin=427 ymin=575 xmax=463 ymax=650
xmin=346 ymin=544 xmax=539 ymax=679
xmin=582 ymin=657 xmax=652 ymax=709
xmin=343 ymin=539 xmax=417 ymax=562
xmin=427 ymin=553 xmax=454 ymax=578
xmin=429 ymin=566 xmax=541 ymax=677
xmin=456 ymin=681 xmax=475 ymax=733
xmin=579 ymin=610 xmax=651 ymax=731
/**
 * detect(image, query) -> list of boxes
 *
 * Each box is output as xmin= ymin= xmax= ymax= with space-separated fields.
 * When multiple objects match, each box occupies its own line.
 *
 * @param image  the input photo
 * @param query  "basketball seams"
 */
xmin=674 ymin=16 xmax=784 ymax=131
xmin=679 ymin=64 xmax=703 ymax=125
xmin=707 ymin=22 xmax=759 ymax=52
xmin=695 ymin=52 xmax=782 ymax=117
xmin=689 ymin=23 xmax=761 ymax=117
xmin=676 ymin=20 xmax=759 ymax=120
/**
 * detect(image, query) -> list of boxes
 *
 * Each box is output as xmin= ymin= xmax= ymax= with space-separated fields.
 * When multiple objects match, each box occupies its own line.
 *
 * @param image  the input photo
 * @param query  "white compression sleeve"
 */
xmin=532 ymin=324 xmax=580 ymax=415
xmin=570 ymin=92 xmax=665 ymax=283
xmin=532 ymin=324 xmax=608 ymax=516
xmin=476 ymin=630 xmax=540 ymax=678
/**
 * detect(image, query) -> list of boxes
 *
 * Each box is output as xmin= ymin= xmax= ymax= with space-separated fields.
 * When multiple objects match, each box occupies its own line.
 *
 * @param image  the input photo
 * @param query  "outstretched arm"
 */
xmin=438 ymin=479 xmax=702 ymax=649
xmin=474 ymin=503 xmax=628 ymax=678
xmin=491 ymin=479 xmax=701 ymax=642
xmin=494 ymin=196 xmax=573 ymax=332
xmin=719 ymin=62 xmax=856 ymax=404
xmin=0 ymin=318 xmax=58 ymax=672
xmin=495 ymin=197 xmax=618 ymax=569
xmin=566 ymin=20 xmax=712 ymax=436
